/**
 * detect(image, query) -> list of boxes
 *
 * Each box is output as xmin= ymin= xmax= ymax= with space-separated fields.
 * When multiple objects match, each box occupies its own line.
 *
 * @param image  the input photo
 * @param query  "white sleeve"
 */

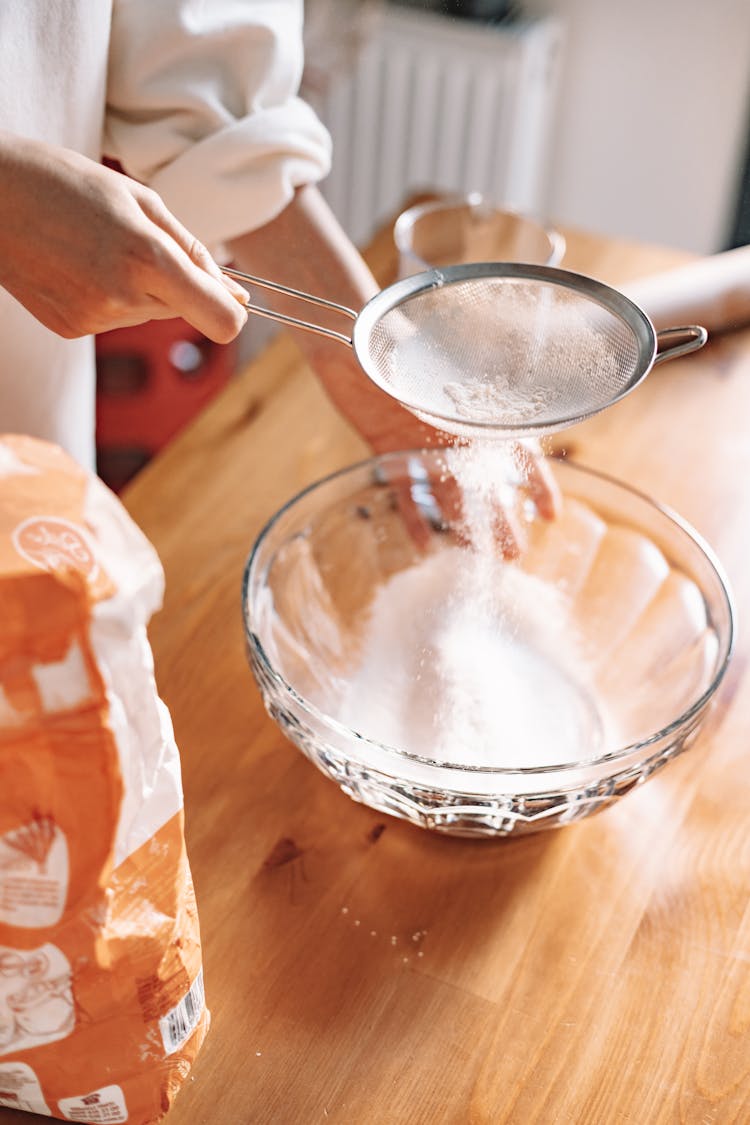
xmin=103 ymin=0 xmax=332 ymax=248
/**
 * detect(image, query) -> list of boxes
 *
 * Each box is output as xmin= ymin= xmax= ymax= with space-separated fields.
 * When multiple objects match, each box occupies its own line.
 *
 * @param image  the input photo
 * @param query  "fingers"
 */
xmin=431 ymin=464 xmax=525 ymax=559
xmin=136 ymin=187 xmax=248 ymax=343
xmin=151 ymin=243 xmax=248 ymax=344
xmin=513 ymin=441 xmax=562 ymax=521
xmin=391 ymin=480 xmax=434 ymax=551
xmin=492 ymin=502 xmax=525 ymax=560
xmin=390 ymin=444 xmax=551 ymax=562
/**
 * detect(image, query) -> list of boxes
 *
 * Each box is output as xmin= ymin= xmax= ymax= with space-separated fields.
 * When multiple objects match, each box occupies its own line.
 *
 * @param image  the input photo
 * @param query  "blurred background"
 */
xmin=96 ymin=0 xmax=750 ymax=489
xmin=303 ymin=0 xmax=750 ymax=253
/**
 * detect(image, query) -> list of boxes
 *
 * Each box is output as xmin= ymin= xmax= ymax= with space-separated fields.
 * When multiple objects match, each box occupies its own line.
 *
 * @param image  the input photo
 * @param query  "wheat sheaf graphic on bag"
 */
xmin=0 ymin=435 xmax=208 ymax=1124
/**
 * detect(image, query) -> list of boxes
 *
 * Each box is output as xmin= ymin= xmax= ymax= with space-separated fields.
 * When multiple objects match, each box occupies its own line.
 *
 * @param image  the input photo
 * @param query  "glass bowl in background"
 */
xmin=242 ymin=452 xmax=733 ymax=838
xmin=394 ymin=193 xmax=565 ymax=279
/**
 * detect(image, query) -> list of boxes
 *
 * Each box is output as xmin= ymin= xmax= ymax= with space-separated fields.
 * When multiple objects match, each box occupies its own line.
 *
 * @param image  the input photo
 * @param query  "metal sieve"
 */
xmin=224 ymin=263 xmax=707 ymax=439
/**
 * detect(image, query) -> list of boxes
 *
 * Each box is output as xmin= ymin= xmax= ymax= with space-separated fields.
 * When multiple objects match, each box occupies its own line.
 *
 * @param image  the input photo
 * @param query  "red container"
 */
xmin=96 ymin=320 xmax=235 ymax=491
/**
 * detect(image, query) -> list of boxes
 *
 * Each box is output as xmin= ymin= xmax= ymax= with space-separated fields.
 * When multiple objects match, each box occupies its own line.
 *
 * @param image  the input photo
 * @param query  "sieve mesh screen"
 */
xmin=364 ymin=275 xmax=644 ymax=437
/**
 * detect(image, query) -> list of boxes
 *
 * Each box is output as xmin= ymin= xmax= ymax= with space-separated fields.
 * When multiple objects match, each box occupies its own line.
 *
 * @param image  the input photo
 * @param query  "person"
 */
xmin=0 ymin=0 xmax=555 ymax=537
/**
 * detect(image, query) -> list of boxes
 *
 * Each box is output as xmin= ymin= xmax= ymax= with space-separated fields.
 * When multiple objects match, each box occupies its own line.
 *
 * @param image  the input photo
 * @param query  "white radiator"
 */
xmin=304 ymin=5 xmax=564 ymax=247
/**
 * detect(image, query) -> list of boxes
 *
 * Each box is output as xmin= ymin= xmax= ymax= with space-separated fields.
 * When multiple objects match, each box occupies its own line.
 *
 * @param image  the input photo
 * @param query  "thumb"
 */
xmin=137 ymin=185 xmax=250 ymax=306
xmin=135 ymin=188 xmax=248 ymax=343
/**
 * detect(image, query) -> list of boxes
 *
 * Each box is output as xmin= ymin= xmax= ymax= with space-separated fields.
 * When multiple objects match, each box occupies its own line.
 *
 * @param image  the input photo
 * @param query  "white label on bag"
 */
xmin=0 ymin=943 xmax=75 ymax=1058
xmin=12 ymin=516 xmax=99 ymax=580
xmin=0 ymin=1061 xmax=52 ymax=1114
xmin=0 ymin=818 xmax=70 ymax=929
xmin=159 ymin=968 xmax=205 ymax=1056
xmin=58 ymin=1084 xmax=128 ymax=1122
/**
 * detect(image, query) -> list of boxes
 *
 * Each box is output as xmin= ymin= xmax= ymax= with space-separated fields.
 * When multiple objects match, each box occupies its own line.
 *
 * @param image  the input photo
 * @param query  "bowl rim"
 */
xmin=392 ymin=192 xmax=566 ymax=269
xmin=242 ymin=450 xmax=736 ymax=777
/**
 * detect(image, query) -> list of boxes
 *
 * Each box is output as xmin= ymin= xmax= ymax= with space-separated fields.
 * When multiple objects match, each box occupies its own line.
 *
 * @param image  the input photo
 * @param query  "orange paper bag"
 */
xmin=0 ymin=435 xmax=208 ymax=1123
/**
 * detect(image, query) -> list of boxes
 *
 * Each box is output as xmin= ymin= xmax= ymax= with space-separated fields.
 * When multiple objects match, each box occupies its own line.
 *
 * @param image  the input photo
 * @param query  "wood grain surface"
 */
xmin=4 ymin=218 xmax=750 ymax=1125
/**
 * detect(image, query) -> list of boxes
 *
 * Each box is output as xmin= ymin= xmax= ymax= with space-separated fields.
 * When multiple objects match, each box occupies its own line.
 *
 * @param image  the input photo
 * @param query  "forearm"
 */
xmin=227 ymin=183 xmax=378 ymax=321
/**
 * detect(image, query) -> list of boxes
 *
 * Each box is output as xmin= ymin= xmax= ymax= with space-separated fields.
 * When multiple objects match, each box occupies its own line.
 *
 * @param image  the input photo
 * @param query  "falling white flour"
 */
xmin=334 ymin=443 xmax=607 ymax=769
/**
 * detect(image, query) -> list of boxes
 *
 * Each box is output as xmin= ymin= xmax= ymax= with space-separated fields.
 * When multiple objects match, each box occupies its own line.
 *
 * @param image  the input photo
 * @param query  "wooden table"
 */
xmin=8 ymin=222 xmax=750 ymax=1124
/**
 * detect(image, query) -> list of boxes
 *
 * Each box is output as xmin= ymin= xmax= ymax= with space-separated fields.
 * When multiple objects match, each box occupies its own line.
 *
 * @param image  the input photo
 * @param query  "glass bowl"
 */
xmin=242 ymin=452 xmax=734 ymax=838
xmin=393 ymin=194 xmax=565 ymax=279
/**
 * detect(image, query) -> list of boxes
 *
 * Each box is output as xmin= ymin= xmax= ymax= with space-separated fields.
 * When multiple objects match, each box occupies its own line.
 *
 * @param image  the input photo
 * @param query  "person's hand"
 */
xmin=0 ymin=131 xmax=248 ymax=342
xmin=389 ymin=436 xmax=560 ymax=558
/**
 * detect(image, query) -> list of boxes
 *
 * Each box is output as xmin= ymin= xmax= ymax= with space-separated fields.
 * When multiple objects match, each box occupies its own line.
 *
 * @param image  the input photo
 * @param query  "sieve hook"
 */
xmin=653 ymin=325 xmax=708 ymax=365
xmin=223 ymin=266 xmax=356 ymax=347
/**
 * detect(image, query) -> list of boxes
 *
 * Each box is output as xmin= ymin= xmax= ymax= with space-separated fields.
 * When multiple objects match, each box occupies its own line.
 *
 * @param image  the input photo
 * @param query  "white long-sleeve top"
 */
xmin=0 ymin=0 xmax=331 ymax=468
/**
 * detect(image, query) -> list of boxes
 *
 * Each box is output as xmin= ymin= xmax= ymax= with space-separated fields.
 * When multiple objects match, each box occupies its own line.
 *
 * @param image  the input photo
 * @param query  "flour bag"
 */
xmin=0 ymin=435 xmax=208 ymax=1122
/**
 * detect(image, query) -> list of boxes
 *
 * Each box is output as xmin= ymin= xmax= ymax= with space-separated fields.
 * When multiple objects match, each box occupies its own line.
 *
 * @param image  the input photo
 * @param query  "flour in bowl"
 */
xmin=334 ymin=443 xmax=606 ymax=768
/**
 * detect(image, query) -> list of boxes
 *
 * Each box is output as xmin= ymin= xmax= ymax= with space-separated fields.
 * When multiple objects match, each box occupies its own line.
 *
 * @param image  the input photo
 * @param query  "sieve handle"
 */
xmin=222 ymin=267 xmax=356 ymax=347
xmin=653 ymin=325 xmax=708 ymax=365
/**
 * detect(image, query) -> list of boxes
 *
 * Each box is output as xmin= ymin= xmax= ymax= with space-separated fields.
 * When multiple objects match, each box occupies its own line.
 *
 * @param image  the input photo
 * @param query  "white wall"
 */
xmin=522 ymin=0 xmax=750 ymax=252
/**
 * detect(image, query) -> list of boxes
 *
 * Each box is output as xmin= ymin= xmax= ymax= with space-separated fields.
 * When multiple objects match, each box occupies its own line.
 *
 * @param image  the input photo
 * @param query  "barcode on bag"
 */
xmin=159 ymin=969 xmax=205 ymax=1056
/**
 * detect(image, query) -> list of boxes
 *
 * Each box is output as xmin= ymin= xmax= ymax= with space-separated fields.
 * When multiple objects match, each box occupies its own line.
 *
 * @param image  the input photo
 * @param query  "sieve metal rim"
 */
xmin=352 ymin=262 xmax=658 ymax=437
xmin=223 ymin=261 xmax=703 ymax=439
